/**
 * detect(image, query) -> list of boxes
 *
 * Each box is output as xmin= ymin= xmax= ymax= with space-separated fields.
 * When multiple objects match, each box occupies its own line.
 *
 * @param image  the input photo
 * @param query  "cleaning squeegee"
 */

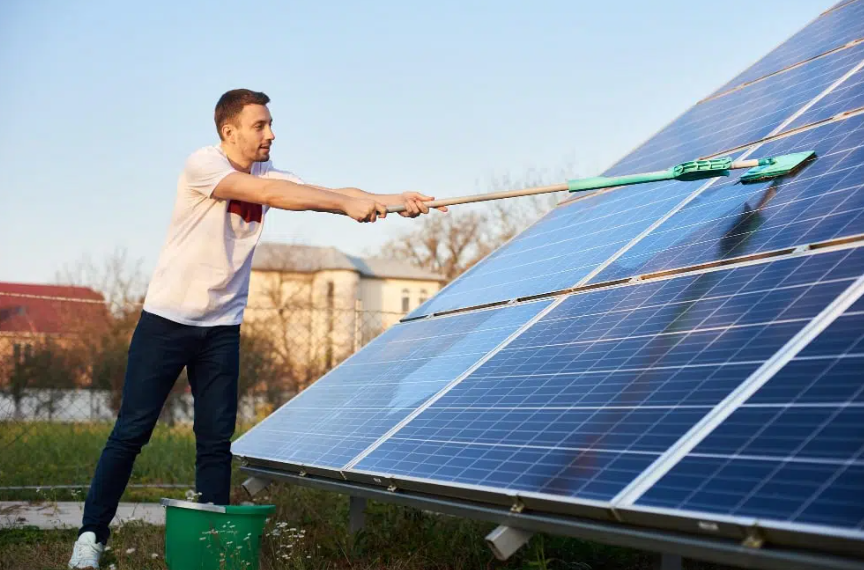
xmin=386 ymin=151 xmax=816 ymax=214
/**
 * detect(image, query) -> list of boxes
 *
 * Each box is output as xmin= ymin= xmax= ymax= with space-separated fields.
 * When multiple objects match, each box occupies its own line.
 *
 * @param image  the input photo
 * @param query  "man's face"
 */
xmin=228 ymin=104 xmax=275 ymax=163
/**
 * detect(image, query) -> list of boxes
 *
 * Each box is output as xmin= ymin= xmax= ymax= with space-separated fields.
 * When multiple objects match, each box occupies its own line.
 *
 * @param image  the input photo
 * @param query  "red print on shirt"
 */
xmin=227 ymin=200 xmax=262 ymax=224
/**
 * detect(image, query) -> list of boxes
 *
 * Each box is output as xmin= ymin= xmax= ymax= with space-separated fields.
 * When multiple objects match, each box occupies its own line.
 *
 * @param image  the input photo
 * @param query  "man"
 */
xmin=69 ymin=89 xmax=444 ymax=569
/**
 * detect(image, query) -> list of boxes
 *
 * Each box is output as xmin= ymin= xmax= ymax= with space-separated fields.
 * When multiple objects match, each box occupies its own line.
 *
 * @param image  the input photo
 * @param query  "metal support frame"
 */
xmin=654 ymin=553 xmax=683 ymax=570
xmin=486 ymin=525 xmax=534 ymax=561
xmin=242 ymin=475 xmax=272 ymax=498
xmin=349 ymin=496 xmax=366 ymax=534
xmin=241 ymin=465 xmax=864 ymax=570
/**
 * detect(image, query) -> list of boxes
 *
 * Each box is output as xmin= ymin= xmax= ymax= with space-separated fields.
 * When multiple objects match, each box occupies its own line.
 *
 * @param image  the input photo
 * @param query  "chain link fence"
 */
xmin=0 ymin=288 xmax=403 ymax=498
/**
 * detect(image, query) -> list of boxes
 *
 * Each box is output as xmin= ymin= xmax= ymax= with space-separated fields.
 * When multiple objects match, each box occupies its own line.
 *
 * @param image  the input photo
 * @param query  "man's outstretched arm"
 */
xmin=303 ymin=184 xmax=447 ymax=218
xmin=212 ymin=172 xmax=389 ymax=223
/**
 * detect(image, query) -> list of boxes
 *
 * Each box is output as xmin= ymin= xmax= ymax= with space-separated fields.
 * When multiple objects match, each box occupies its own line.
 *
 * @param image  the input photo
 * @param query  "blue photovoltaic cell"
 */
xmin=787 ymin=64 xmax=864 ymax=129
xmin=711 ymin=0 xmax=864 ymax=95
xmin=594 ymin=112 xmax=864 ymax=284
xmin=353 ymin=248 xmax=864 ymax=502
xmin=406 ymin=177 xmax=709 ymax=319
xmin=637 ymin=281 xmax=864 ymax=532
xmin=230 ymin=300 xmax=548 ymax=469
xmin=604 ymin=42 xmax=864 ymax=176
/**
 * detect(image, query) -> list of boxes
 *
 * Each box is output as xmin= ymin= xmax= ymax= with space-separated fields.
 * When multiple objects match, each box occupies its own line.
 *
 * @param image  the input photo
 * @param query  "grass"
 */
xmin=0 ymin=422 xmax=738 ymax=570
xmin=0 ymin=486 xmax=737 ymax=570
xmin=0 ymin=421 xmax=251 ymax=503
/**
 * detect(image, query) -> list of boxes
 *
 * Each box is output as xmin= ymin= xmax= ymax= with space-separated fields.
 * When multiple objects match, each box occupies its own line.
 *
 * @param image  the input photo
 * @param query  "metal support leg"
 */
xmin=242 ymin=476 xmax=272 ymax=498
xmin=654 ymin=552 xmax=683 ymax=570
xmin=486 ymin=525 xmax=534 ymax=561
xmin=349 ymin=496 xmax=366 ymax=534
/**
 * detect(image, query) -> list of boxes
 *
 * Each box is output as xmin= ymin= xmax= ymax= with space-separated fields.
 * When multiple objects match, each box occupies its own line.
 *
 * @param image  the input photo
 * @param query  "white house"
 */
xmin=244 ymin=243 xmax=446 ymax=383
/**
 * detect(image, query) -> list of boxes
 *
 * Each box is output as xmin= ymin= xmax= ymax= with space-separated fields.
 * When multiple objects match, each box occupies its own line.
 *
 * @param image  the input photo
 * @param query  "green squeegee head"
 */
xmin=740 ymin=150 xmax=816 ymax=184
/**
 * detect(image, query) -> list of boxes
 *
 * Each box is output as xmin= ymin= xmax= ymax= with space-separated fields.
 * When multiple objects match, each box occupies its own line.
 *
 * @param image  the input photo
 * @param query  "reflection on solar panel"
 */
xmin=605 ymin=42 xmax=864 ymax=176
xmin=634 ymin=296 xmax=864 ymax=535
xmin=407 ymin=177 xmax=711 ymax=318
xmin=231 ymin=300 xmax=550 ymax=468
xmin=353 ymin=248 xmax=864 ymax=503
xmin=238 ymin=2 xmax=864 ymax=565
xmin=595 ymin=113 xmax=864 ymax=283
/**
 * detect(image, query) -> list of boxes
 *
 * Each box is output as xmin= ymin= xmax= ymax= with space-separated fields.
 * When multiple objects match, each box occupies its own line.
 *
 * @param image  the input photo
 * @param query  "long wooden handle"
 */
xmin=385 ymin=158 xmax=777 ymax=213
xmin=386 ymin=182 xmax=570 ymax=213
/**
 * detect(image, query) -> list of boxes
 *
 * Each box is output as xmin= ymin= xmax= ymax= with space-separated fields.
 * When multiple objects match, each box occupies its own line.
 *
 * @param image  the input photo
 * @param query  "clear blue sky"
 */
xmin=0 ymin=0 xmax=836 ymax=284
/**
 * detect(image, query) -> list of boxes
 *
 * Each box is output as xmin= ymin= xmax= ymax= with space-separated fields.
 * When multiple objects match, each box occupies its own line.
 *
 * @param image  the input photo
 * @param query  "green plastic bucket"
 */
xmin=161 ymin=498 xmax=275 ymax=570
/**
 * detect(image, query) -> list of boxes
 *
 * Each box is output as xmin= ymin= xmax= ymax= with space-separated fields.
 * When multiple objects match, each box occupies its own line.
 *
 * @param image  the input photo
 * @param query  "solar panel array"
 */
xmin=631 ymin=291 xmax=864 ymax=535
xmin=352 ymin=248 xmax=864 ymax=505
xmin=233 ymin=0 xmax=864 ymax=558
xmin=232 ymin=300 xmax=549 ymax=469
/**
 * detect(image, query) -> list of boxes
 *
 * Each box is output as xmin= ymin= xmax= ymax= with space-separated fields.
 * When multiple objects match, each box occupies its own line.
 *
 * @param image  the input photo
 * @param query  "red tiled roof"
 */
xmin=0 ymin=282 xmax=109 ymax=334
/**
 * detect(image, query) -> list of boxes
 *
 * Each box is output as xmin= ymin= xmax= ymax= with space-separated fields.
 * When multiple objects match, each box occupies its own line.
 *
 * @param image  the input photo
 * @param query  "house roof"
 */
xmin=252 ymin=243 xmax=446 ymax=282
xmin=0 ymin=282 xmax=108 ymax=334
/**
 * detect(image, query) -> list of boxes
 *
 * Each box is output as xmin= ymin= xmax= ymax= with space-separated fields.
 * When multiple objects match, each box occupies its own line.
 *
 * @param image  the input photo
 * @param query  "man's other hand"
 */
xmin=344 ymin=197 xmax=388 ymax=223
xmin=397 ymin=192 xmax=448 ymax=218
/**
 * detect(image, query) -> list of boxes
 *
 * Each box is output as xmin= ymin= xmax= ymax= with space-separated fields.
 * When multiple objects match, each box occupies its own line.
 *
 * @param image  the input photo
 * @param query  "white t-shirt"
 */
xmin=143 ymin=145 xmax=304 ymax=326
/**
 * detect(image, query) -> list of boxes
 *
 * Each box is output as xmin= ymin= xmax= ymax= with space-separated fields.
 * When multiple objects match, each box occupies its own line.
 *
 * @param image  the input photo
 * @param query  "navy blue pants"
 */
xmin=80 ymin=310 xmax=240 ymax=544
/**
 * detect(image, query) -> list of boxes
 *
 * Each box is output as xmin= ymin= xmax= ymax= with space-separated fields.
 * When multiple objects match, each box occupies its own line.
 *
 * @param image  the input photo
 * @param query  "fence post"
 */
xmin=354 ymin=299 xmax=362 ymax=353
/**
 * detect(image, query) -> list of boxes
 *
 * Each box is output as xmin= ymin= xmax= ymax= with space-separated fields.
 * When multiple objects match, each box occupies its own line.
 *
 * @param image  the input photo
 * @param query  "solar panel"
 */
xmin=710 ymin=0 xmax=864 ymax=95
xmin=786 ymin=63 xmax=864 ymax=128
xmin=630 ymin=287 xmax=864 ymax=539
xmin=351 ymin=247 xmax=864 ymax=504
xmin=406 ymin=177 xmax=711 ymax=319
xmin=409 ymin=38 xmax=864 ymax=321
xmin=230 ymin=299 xmax=550 ymax=469
xmin=604 ymin=41 xmax=864 ymax=176
xmin=594 ymin=112 xmax=864 ymax=283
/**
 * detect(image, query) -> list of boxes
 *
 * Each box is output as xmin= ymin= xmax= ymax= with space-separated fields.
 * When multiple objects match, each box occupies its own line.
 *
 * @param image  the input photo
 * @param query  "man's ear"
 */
xmin=221 ymin=123 xmax=234 ymax=141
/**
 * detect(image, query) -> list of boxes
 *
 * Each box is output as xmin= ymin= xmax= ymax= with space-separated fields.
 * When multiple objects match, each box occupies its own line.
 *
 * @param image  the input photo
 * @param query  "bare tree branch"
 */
xmin=381 ymin=167 xmax=570 ymax=282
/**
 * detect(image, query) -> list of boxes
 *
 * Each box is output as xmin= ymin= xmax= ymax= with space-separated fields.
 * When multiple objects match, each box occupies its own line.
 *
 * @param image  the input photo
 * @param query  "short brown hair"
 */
xmin=214 ymin=89 xmax=270 ymax=140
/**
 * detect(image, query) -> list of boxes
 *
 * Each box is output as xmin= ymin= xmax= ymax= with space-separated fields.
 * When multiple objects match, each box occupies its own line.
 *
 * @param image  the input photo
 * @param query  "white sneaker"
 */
xmin=68 ymin=531 xmax=104 ymax=569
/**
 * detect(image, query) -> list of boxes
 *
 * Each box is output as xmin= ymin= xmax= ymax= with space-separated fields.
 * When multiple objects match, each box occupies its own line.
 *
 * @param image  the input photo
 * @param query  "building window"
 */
xmin=419 ymin=289 xmax=428 ymax=305
xmin=402 ymin=288 xmax=410 ymax=313
xmin=326 ymin=281 xmax=335 ymax=307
